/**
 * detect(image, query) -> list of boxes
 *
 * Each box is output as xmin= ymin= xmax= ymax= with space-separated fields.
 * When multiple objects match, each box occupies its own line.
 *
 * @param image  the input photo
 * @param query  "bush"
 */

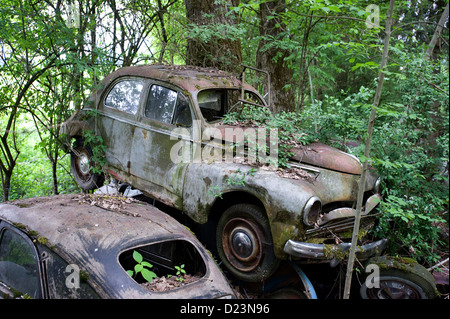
xmin=299 ymin=55 xmax=449 ymax=265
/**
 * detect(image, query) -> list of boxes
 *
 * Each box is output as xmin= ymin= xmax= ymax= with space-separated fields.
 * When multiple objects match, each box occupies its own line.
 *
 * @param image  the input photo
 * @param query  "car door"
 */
xmin=98 ymin=77 xmax=148 ymax=175
xmin=130 ymin=82 xmax=193 ymax=208
xmin=0 ymin=224 xmax=43 ymax=299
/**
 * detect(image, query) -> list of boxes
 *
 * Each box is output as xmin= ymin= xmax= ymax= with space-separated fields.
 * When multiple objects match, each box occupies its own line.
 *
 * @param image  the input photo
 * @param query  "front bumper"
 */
xmin=284 ymin=238 xmax=387 ymax=261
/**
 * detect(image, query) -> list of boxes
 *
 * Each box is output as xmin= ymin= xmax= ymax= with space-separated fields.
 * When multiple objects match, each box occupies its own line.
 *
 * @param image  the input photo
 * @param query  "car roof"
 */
xmin=99 ymin=64 xmax=254 ymax=93
xmin=0 ymin=194 xmax=191 ymax=249
xmin=0 ymin=194 xmax=232 ymax=298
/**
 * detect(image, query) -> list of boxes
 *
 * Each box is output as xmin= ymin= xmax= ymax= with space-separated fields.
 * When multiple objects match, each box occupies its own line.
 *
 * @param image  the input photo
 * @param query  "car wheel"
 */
xmin=216 ymin=203 xmax=279 ymax=282
xmin=71 ymin=139 xmax=104 ymax=191
xmin=360 ymin=269 xmax=437 ymax=299
xmin=267 ymin=288 xmax=308 ymax=299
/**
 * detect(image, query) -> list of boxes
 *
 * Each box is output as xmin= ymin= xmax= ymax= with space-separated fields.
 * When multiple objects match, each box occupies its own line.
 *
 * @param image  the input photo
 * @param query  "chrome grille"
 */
xmin=306 ymin=214 xmax=378 ymax=238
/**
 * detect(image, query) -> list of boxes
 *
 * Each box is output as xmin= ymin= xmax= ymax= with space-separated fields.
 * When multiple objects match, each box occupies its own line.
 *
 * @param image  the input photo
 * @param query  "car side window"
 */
xmin=0 ymin=228 xmax=41 ymax=298
xmin=172 ymin=93 xmax=192 ymax=127
xmin=145 ymin=85 xmax=178 ymax=124
xmin=104 ymin=79 xmax=145 ymax=114
xmin=198 ymin=89 xmax=226 ymax=122
xmin=39 ymin=246 xmax=100 ymax=299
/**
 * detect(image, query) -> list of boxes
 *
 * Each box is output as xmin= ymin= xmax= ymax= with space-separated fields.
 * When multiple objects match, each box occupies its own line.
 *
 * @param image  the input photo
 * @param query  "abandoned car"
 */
xmin=60 ymin=64 xmax=435 ymax=298
xmin=0 ymin=194 xmax=235 ymax=299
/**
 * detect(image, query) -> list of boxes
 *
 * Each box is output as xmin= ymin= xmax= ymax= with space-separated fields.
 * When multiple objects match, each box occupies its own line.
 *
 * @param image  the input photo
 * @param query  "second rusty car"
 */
xmin=62 ymin=64 xmax=386 ymax=284
xmin=0 ymin=194 xmax=235 ymax=299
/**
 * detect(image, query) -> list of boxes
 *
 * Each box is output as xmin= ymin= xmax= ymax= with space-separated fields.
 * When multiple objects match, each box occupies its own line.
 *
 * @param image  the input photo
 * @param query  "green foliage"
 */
xmin=82 ymin=130 xmax=107 ymax=175
xmin=1 ymin=114 xmax=78 ymax=200
xmin=298 ymin=86 xmax=374 ymax=149
xmin=208 ymin=168 xmax=258 ymax=199
xmin=367 ymin=56 xmax=449 ymax=264
xmin=223 ymin=105 xmax=318 ymax=168
xmin=127 ymin=250 xmax=158 ymax=283
xmin=298 ymin=52 xmax=449 ymax=265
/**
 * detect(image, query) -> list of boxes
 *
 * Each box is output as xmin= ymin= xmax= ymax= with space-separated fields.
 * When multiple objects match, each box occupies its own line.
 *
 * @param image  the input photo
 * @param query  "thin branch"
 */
xmin=343 ymin=0 xmax=396 ymax=300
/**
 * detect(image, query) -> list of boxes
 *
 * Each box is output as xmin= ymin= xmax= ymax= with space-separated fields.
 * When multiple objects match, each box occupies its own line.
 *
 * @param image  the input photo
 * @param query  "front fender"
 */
xmin=182 ymin=163 xmax=318 ymax=258
xmin=60 ymin=119 xmax=92 ymax=138
xmin=245 ymin=169 xmax=318 ymax=258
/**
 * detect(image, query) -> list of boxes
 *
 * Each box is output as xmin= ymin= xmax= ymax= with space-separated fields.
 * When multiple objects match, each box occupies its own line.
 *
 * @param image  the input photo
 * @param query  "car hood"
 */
xmin=290 ymin=143 xmax=362 ymax=175
xmin=212 ymin=125 xmax=363 ymax=175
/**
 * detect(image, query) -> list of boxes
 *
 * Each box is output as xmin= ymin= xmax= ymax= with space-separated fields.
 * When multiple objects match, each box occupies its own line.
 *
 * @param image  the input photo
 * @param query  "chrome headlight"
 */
xmin=374 ymin=177 xmax=381 ymax=194
xmin=303 ymin=196 xmax=322 ymax=226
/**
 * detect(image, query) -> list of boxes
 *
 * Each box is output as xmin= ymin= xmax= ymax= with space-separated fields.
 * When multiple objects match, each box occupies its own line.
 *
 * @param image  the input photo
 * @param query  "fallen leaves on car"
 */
xmin=141 ymin=274 xmax=201 ymax=292
xmin=275 ymin=166 xmax=315 ymax=182
xmin=73 ymin=194 xmax=141 ymax=217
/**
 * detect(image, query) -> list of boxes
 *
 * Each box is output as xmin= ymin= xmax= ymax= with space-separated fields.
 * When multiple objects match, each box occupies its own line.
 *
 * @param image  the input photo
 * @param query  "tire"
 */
xmin=267 ymin=288 xmax=308 ymax=299
xmin=216 ymin=203 xmax=279 ymax=282
xmin=70 ymin=140 xmax=104 ymax=191
xmin=360 ymin=268 xmax=437 ymax=299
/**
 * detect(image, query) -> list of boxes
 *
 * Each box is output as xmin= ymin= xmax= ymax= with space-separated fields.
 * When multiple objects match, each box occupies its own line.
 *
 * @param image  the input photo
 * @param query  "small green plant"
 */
xmin=208 ymin=168 xmax=258 ymax=199
xmin=208 ymin=185 xmax=223 ymax=198
xmin=225 ymin=169 xmax=247 ymax=187
xmin=126 ymin=250 xmax=158 ymax=283
xmin=174 ymin=264 xmax=186 ymax=282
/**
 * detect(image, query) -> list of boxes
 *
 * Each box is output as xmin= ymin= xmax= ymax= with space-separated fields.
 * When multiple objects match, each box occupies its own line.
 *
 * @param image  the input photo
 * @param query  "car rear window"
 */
xmin=104 ymin=79 xmax=145 ymax=114
xmin=198 ymin=89 xmax=226 ymax=122
xmin=119 ymin=240 xmax=206 ymax=291
xmin=198 ymin=89 xmax=265 ymax=122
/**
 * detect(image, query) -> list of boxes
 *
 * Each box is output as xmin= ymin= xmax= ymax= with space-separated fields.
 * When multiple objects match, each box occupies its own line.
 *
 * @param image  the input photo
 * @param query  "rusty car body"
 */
xmin=61 ymin=64 xmax=387 ymax=284
xmin=0 ymin=194 xmax=235 ymax=299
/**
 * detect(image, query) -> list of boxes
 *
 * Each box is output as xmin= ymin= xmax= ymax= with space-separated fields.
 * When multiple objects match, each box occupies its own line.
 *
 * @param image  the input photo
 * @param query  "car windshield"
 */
xmin=198 ymin=89 xmax=265 ymax=123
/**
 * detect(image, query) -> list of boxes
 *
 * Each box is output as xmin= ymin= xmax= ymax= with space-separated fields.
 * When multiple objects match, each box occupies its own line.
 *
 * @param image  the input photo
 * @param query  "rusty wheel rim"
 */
xmin=74 ymin=148 xmax=92 ymax=181
xmin=365 ymin=278 xmax=424 ymax=299
xmin=222 ymin=218 xmax=264 ymax=272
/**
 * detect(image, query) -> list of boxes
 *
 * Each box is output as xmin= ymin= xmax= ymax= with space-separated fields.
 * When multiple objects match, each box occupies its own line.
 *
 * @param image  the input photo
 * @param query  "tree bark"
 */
xmin=1 ymin=172 xmax=12 ymax=202
xmin=256 ymin=0 xmax=295 ymax=113
xmin=425 ymin=2 xmax=449 ymax=60
xmin=51 ymin=158 xmax=59 ymax=195
xmin=184 ymin=0 xmax=242 ymax=74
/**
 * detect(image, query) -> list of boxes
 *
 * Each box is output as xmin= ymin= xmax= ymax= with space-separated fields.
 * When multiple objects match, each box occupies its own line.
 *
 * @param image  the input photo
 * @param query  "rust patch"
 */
xmin=107 ymin=169 xmax=123 ymax=181
xmin=203 ymin=177 xmax=212 ymax=186
xmin=291 ymin=143 xmax=362 ymax=175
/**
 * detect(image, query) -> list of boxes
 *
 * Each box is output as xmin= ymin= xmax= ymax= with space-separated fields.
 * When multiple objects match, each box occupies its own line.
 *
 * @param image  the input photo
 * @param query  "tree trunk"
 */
xmin=184 ymin=0 xmax=242 ymax=74
xmin=51 ymin=152 xmax=59 ymax=195
xmin=424 ymin=2 xmax=449 ymax=176
xmin=425 ymin=2 xmax=449 ymax=60
xmin=1 ymin=103 xmax=20 ymax=202
xmin=1 ymin=171 xmax=12 ymax=202
xmin=256 ymin=0 xmax=295 ymax=113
